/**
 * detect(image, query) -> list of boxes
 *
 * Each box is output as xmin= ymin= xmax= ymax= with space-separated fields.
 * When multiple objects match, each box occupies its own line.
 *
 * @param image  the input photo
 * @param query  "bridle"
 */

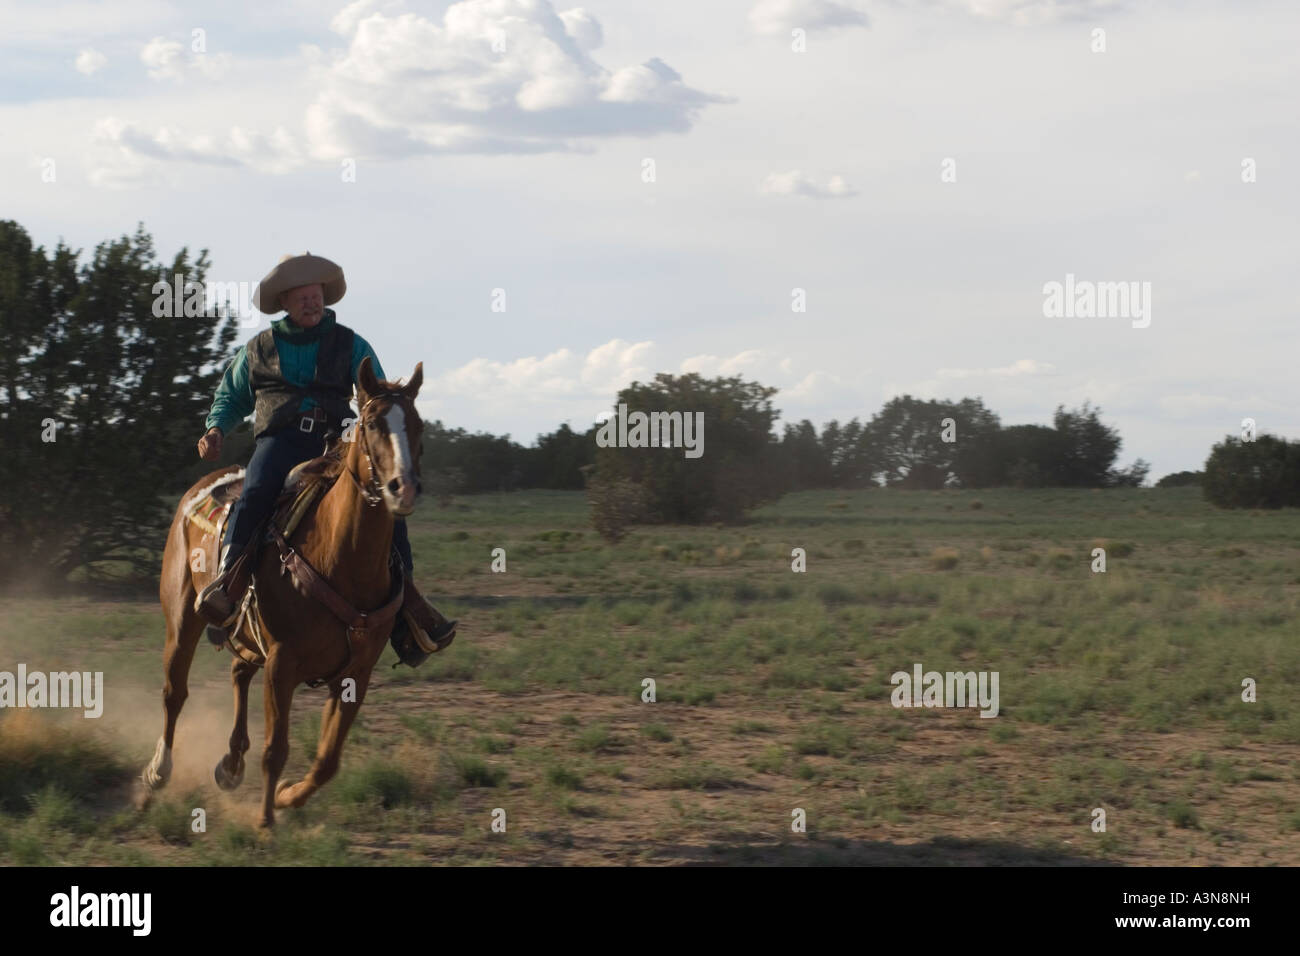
xmin=344 ymin=391 xmax=421 ymax=509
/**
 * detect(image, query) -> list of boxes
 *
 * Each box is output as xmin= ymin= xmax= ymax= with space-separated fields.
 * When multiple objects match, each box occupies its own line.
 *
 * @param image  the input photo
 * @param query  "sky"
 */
xmin=3 ymin=0 xmax=1297 ymax=479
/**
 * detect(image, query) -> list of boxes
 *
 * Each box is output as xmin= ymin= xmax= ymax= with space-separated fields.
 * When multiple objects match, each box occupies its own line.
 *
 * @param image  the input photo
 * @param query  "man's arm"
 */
xmin=205 ymin=346 xmax=255 ymax=436
xmin=351 ymin=334 xmax=387 ymax=384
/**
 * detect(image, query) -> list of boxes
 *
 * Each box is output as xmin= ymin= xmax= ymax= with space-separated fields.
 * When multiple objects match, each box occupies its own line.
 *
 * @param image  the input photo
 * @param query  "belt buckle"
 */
xmin=299 ymin=416 xmax=314 ymax=433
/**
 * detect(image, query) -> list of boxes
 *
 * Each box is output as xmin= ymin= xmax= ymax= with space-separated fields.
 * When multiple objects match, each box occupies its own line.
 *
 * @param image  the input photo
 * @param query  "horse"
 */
xmin=140 ymin=357 xmax=424 ymax=827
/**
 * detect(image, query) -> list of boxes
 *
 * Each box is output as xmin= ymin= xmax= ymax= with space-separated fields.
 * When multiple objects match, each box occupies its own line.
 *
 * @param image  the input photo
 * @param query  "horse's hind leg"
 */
xmin=145 ymin=606 xmax=203 ymax=787
xmin=214 ymin=657 xmax=257 ymax=790
xmin=276 ymin=671 xmax=370 ymax=811
xmin=141 ymin=535 xmax=205 ymax=800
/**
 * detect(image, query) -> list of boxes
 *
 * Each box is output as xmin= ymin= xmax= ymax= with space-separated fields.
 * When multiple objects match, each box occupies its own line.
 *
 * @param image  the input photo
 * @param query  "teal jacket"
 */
xmin=205 ymin=309 xmax=385 ymax=435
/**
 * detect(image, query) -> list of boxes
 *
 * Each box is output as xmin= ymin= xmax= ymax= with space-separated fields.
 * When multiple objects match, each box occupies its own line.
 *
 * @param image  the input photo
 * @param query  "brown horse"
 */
xmin=141 ymin=357 xmax=424 ymax=827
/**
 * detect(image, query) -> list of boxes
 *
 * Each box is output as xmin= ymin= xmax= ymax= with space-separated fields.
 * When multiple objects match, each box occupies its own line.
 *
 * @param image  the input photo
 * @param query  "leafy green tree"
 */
xmin=526 ymin=422 xmax=595 ymax=490
xmin=589 ymin=372 xmax=783 ymax=525
xmin=780 ymin=418 xmax=833 ymax=489
xmin=1155 ymin=470 xmax=1202 ymax=488
xmin=819 ymin=418 xmax=878 ymax=488
xmin=861 ymin=395 xmax=999 ymax=488
xmin=996 ymin=424 xmax=1070 ymax=488
xmin=0 ymin=220 xmax=238 ymax=586
xmin=1051 ymin=401 xmax=1122 ymax=487
xmin=1203 ymin=435 xmax=1300 ymax=508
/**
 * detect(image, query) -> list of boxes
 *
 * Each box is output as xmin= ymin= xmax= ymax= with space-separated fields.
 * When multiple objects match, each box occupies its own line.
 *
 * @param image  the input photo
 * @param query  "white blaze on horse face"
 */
xmin=383 ymin=404 xmax=417 ymax=513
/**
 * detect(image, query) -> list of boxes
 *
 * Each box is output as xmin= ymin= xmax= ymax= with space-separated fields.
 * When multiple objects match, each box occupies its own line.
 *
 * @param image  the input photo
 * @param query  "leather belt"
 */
xmin=297 ymin=407 xmax=330 ymax=433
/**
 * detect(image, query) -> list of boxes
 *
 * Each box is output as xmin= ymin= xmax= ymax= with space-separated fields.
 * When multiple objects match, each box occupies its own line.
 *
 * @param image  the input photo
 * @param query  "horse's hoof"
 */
xmin=131 ymin=779 xmax=155 ymax=811
xmin=141 ymin=737 xmax=172 ymax=790
xmin=274 ymin=779 xmax=299 ymax=809
xmin=214 ymin=755 xmax=244 ymax=791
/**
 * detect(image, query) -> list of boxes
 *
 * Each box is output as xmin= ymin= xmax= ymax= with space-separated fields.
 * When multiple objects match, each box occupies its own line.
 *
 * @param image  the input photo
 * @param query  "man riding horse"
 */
xmin=194 ymin=252 xmax=454 ymax=665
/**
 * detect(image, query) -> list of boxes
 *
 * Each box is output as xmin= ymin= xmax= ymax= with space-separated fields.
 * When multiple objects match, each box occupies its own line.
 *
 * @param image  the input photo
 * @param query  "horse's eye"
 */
xmin=366 ymin=420 xmax=378 ymax=430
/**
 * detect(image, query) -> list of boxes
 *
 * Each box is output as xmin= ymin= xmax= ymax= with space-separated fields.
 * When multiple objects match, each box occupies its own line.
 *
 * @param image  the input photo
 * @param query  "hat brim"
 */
xmin=253 ymin=254 xmax=346 ymax=314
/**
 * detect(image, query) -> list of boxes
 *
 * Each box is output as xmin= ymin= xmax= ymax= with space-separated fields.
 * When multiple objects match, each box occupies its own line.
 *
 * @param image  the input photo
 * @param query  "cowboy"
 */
xmin=194 ymin=252 xmax=454 ymax=665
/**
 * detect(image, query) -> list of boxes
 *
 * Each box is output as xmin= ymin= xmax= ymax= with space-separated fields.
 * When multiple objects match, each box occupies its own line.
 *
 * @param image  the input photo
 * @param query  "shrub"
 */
xmin=584 ymin=475 xmax=648 ymax=544
xmin=930 ymin=547 xmax=959 ymax=570
xmin=1203 ymin=435 xmax=1300 ymax=509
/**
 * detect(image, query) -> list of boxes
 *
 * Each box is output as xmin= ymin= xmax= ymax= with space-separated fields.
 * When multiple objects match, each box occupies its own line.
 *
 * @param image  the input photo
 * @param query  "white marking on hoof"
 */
xmin=142 ymin=736 xmax=172 ymax=790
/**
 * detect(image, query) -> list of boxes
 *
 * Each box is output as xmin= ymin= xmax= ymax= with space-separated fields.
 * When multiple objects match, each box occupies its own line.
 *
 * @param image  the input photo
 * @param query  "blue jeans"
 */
xmin=222 ymin=428 xmax=412 ymax=572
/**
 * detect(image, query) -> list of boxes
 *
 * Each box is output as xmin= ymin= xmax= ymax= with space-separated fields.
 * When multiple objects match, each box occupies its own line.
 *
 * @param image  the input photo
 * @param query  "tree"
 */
xmin=1203 ymin=435 xmax=1300 ymax=508
xmin=780 ymin=418 xmax=832 ymax=490
xmin=822 ymin=417 xmax=878 ymax=488
xmin=946 ymin=397 xmax=1003 ymax=488
xmin=526 ymin=422 xmax=595 ymax=490
xmin=866 ymin=396 xmax=954 ymax=488
xmin=862 ymin=395 xmax=1000 ymax=489
xmin=1052 ymin=401 xmax=1122 ymax=487
xmin=0 ymin=221 xmax=238 ymax=586
xmin=588 ymin=372 xmax=783 ymax=525
xmin=996 ymin=424 xmax=1070 ymax=488
xmin=1155 ymin=470 xmax=1202 ymax=488
xmin=422 ymin=420 xmax=526 ymax=492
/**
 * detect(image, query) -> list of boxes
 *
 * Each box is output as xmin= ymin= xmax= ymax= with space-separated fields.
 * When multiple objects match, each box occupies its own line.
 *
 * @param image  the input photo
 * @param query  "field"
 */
xmin=1 ymin=486 xmax=1298 ymax=865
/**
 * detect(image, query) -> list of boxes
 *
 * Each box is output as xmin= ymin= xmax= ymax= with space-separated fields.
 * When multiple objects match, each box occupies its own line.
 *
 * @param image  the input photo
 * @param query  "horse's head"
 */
xmin=353 ymin=355 xmax=424 ymax=516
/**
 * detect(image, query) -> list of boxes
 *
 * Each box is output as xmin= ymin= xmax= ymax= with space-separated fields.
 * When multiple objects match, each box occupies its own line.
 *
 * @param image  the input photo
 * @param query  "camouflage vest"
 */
xmin=246 ymin=322 xmax=355 ymax=439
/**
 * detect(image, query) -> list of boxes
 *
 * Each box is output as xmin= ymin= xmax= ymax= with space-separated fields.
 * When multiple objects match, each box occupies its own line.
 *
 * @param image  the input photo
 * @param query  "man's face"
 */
xmin=279 ymin=284 xmax=325 ymax=328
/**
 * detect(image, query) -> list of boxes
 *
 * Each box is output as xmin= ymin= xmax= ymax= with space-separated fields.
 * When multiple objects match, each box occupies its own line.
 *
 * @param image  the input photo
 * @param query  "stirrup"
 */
xmin=195 ymin=579 xmax=238 ymax=628
xmin=389 ymin=609 xmax=457 ymax=668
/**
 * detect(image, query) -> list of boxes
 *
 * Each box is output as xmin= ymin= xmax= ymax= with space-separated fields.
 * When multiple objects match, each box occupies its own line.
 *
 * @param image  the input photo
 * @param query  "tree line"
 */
xmin=2 ymin=221 xmax=1292 ymax=583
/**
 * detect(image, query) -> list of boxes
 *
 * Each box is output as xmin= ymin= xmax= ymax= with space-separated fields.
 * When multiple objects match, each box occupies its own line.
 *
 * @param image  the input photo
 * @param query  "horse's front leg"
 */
xmin=258 ymin=649 xmax=296 ymax=828
xmin=276 ymin=669 xmax=371 ymax=810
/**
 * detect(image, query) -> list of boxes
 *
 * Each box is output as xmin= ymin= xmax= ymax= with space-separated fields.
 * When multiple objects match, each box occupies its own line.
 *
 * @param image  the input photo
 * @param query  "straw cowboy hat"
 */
xmin=252 ymin=252 xmax=347 ymax=314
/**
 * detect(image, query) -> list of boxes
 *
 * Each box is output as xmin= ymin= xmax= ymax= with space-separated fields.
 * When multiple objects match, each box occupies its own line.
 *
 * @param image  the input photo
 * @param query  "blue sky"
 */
xmin=3 ymin=0 xmax=1297 ymax=477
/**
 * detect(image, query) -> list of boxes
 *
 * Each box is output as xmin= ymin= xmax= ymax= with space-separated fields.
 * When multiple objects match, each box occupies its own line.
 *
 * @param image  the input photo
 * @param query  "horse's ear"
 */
xmin=357 ymin=355 xmax=380 ymax=403
xmin=403 ymin=362 xmax=423 ymax=399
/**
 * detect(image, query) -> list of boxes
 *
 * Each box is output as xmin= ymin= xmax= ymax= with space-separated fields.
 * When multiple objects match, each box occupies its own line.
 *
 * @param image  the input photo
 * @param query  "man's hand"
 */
xmin=197 ymin=427 xmax=223 ymax=461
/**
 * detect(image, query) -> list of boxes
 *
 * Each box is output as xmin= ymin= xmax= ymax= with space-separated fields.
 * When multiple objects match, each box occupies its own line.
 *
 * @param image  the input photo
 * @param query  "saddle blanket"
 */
xmin=183 ymin=459 xmax=335 ymax=547
xmin=183 ymin=469 xmax=245 ymax=537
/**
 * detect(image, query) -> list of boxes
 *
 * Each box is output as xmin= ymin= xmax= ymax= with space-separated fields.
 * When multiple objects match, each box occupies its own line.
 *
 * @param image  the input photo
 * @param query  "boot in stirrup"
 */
xmin=389 ymin=575 xmax=457 ymax=668
xmin=195 ymin=543 xmax=245 ymax=631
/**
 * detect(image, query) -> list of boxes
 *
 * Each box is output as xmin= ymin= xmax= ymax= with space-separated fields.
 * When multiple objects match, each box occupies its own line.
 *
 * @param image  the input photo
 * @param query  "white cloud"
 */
xmin=305 ymin=0 xmax=729 ymax=160
xmin=784 ymin=370 xmax=843 ymax=400
xmin=434 ymin=339 xmax=657 ymax=411
xmin=679 ymin=349 xmax=764 ymax=376
xmin=140 ymin=37 xmax=185 ymax=80
xmin=85 ymin=1 xmax=724 ymax=182
xmin=330 ymin=0 xmax=401 ymax=37
xmin=760 ymin=170 xmax=858 ymax=198
xmin=140 ymin=35 xmax=233 ymax=81
xmin=582 ymin=339 xmax=656 ymax=390
xmin=749 ymin=0 xmax=870 ymax=36
xmin=424 ymin=340 xmax=848 ymax=426
xmin=88 ymin=116 xmax=302 ymax=185
xmin=74 ymin=49 xmax=107 ymax=75
xmin=558 ymin=8 xmax=603 ymax=50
